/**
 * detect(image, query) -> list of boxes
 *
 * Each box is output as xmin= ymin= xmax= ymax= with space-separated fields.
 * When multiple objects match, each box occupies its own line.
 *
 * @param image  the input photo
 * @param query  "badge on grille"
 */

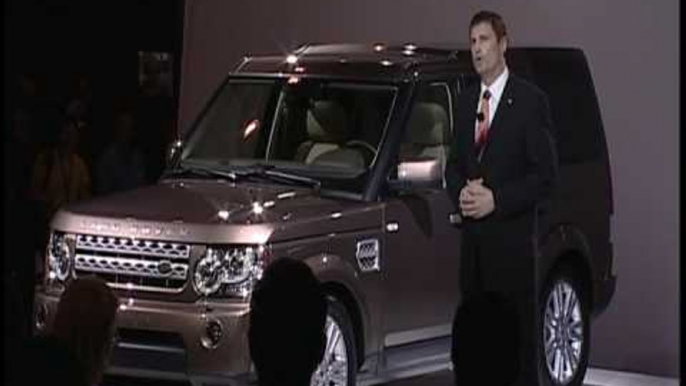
xmin=157 ymin=260 xmax=173 ymax=276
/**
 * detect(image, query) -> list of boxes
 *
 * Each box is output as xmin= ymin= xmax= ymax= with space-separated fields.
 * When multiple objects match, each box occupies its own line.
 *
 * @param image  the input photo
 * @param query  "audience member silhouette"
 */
xmin=4 ymin=107 xmax=41 ymax=354
xmin=95 ymin=109 xmax=148 ymax=195
xmin=30 ymin=115 xmax=92 ymax=249
xmin=51 ymin=276 xmax=119 ymax=386
xmin=6 ymin=107 xmax=38 ymax=201
xmin=137 ymin=73 xmax=174 ymax=181
xmin=20 ymin=332 xmax=89 ymax=386
xmin=451 ymin=291 xmax=521 ymax=386
xmin=66 ymin=74 xmax=96 ymax=167
xmin=248 ymin=258 xmax=328 ymax=386
xmin=16 ymin=276 xmax=118 ymax=386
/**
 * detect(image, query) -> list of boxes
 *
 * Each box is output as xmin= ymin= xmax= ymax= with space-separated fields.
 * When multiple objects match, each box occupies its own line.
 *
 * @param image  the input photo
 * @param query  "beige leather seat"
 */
xmin=399 ymin=102 xmax=450 ymax=170
xmin=294 ymin=101 xmax=349 ymax=164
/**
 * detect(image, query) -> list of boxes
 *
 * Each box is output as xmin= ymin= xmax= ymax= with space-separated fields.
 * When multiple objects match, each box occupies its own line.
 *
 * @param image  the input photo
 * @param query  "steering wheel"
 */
xmin=345 ymin=140 xmax=377 ymax=158
xmin=345 ymin=140 xmax=377 ymax=166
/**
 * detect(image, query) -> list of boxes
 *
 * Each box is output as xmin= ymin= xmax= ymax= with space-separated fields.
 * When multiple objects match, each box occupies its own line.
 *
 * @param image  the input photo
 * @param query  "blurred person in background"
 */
xmin=95 ymin=108 xmax=148 ymax=195
xmin=30 ymin=114 xmax=91 ymax=256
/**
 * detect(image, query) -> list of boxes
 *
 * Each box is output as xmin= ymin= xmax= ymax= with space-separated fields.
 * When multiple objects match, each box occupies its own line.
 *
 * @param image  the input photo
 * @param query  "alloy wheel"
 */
xmin=311 ymin=315 xmax=349 ymax=386
xmin=543 ymin=279 xmax=584 ymax=385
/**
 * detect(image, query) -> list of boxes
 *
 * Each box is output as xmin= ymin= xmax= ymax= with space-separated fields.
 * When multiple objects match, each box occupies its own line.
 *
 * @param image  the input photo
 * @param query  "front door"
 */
xmin=382 ymin=81 xmax=462 ymax=347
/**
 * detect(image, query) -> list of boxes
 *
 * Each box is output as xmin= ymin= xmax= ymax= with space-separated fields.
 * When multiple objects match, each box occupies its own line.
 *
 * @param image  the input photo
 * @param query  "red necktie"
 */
xmin=476 ymin=89 xmax=492 ymax=155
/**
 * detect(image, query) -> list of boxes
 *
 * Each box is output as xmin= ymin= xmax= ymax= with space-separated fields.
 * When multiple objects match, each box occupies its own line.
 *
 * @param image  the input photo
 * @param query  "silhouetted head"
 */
xmin=52 ymin=276 xmax=119 ymax=386
xmin=248 ymin=258 xmax=327 ymax=386
xmin=451 ymin=292 xmax=520 ymax=386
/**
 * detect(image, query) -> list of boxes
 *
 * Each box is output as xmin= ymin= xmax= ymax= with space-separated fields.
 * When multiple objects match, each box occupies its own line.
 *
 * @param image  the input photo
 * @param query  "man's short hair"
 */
xmin=470 ymin=10 xmax=508 ymax=42
xmin=248 ymin=258 xmax=327 ymax=385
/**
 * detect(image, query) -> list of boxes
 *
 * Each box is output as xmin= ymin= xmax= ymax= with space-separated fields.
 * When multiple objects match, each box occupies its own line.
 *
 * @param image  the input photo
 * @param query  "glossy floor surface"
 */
xmin=103 ymin=368 xmax=679 ymax=386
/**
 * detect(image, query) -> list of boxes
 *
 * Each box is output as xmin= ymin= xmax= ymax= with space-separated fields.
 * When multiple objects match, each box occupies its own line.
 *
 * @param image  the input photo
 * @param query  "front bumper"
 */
xmin=34 ymin=289 xmax=256 ymax=385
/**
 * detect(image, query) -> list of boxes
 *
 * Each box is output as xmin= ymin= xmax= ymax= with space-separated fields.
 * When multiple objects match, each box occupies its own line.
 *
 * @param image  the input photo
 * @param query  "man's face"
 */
xmin=470 ymin=22 xmax=507 ymax=82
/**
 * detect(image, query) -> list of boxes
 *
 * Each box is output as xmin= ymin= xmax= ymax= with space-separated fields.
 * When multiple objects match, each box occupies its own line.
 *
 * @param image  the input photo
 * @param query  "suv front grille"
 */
xmin=74 ymin=234 xmax=191 ymax=293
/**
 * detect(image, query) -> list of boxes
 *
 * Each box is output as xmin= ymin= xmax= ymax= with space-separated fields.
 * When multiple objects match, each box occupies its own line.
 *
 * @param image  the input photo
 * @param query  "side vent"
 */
xmin=356 ymin=239 xmax=380 ymax=272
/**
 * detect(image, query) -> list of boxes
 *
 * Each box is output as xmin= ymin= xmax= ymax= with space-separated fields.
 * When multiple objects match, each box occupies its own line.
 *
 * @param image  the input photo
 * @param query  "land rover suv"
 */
xmin=34 ymin=43 xmax=616 ymax=386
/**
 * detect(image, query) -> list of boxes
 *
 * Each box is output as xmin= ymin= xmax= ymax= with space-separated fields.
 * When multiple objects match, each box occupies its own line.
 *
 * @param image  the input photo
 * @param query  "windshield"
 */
xmin=180 ymin=77 xmax=397 ymax=193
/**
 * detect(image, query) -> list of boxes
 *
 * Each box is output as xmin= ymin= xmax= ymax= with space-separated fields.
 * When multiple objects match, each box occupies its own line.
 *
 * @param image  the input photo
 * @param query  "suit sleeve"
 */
xmin=492 ymin=91 xmax=559 ymax=218
xmin=444 ymin=96 xmax=469 ymax=211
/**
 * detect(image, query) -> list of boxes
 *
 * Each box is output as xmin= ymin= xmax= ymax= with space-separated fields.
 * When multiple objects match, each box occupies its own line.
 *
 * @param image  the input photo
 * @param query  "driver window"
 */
xmin=399 ymin=83 xmax=453 ymax=177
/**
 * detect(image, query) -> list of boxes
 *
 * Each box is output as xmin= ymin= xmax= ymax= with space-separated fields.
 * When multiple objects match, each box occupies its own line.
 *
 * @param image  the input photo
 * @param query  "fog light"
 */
xmin=34 ymin=303 xmax=49 ymax=332
xmin=201 ymin=318 xmax=223 ymax=349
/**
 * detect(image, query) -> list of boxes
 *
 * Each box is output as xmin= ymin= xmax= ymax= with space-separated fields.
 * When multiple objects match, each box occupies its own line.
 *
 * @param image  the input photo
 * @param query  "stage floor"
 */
xmin=102 ymin=368 xmax=679 ymax=386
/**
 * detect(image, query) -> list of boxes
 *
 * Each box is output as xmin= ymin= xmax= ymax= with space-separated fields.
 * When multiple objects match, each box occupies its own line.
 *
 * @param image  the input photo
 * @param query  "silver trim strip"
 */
xmin=384 ymin=324 xmax=452 ymax=347
xmin=116 ymin=342 xmax=186 ymax=355
xmin=74 ymin=254 xmax=188 ymax=281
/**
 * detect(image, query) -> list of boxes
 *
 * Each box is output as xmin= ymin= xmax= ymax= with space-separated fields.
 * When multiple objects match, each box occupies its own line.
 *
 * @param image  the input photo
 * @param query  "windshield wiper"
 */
xmin=164 ymin=162 xmax=321 ymax=189
xmin=162 ymin=164 xmax=239 ymax=181
xmin=241 ymin=163 xmax=322 ymax=190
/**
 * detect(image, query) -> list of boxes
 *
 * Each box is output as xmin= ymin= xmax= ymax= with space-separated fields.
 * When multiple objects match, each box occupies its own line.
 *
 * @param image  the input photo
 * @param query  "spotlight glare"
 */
xmin=252 ymin=202 xmax=264 ymax=215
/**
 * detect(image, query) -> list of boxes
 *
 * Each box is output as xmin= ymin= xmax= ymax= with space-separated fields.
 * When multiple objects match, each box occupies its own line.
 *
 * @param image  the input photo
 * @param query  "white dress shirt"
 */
xmin=475 ymin=66 xmax=510 ymax=136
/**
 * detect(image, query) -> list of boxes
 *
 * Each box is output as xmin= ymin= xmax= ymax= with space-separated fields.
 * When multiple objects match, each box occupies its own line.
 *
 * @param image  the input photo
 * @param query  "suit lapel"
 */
xmin=479 ymin=77 xmax=516 ymax=163
xmin=464 ymin=87 xmax=481 ymax=174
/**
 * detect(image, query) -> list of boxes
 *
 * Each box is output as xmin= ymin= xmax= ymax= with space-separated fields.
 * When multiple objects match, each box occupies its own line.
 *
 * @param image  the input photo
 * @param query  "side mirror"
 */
xmin=166 ymin=139 xmax=183 ymax=167
xmin=388 ymin=158 xmax=443 ymax=191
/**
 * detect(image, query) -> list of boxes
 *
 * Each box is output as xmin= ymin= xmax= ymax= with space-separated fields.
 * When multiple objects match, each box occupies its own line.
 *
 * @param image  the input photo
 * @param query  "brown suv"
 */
xmin=34 ymin=43 xmax=616 ymax=386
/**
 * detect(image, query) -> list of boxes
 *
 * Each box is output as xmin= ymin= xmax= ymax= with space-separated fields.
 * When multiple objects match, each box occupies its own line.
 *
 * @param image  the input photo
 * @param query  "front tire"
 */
xmin=311 ymin=298 xmax=357 ymax=386
xmin=539 ymin=265 xmax=591 ymax=386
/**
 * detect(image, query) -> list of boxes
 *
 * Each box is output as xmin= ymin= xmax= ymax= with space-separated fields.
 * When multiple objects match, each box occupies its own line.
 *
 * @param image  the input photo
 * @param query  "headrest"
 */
xmin=406 ymin=102 xmax=449 ymax=146
xmin=306 ymin=101 xmax=348 ymax=142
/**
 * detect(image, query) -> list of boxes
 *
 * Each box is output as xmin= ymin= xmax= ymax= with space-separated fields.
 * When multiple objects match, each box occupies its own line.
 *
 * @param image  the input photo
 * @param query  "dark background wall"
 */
xmin=4 ymin=0 xmax=184 ymax=128
xmin=178 ymin=0 xmax=679 ymax=378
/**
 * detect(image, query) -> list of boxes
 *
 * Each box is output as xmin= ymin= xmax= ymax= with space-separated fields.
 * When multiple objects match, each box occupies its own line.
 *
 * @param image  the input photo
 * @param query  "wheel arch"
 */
xmin=321 ymin=281 xmax=365 ymax=370
xmin=541 ymin=225 xmax=594 ymax=309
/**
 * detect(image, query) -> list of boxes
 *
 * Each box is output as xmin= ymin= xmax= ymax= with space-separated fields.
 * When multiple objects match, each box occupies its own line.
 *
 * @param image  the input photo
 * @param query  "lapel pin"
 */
xmin=507 ymin=98 xmax=513 ymax=106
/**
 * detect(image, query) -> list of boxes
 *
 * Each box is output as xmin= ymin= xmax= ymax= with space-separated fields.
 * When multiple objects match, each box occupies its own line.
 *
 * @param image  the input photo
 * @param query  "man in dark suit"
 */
xmin=445 ymin=10 xmax=559 ymax=386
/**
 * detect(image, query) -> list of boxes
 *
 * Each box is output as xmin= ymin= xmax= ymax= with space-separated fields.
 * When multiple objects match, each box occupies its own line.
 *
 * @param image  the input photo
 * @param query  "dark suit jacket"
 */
xmin=445 ymin=74 xmax=558 ymax=293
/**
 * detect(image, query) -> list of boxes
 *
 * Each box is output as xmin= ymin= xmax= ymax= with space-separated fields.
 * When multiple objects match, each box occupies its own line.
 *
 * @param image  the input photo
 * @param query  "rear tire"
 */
xmin=538 ymin=265 xmax=590 ymax=386
xmin=311 ymin=298 xmax=357 ymax=386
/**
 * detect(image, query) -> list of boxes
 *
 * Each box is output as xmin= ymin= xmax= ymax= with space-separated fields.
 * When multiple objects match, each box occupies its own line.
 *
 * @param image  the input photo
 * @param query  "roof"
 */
xmin=233 ymin=43 xmax=474 ymax=82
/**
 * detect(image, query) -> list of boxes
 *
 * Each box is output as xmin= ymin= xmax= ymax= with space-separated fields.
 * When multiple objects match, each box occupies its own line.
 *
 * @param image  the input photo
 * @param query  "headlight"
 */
xmin=47 ymin=231 xmax=73 ymax=281
xmin=192 ymin=246 xmax=266 ymax=298
xmin=193 ymin=248 xmax=224 ymax=296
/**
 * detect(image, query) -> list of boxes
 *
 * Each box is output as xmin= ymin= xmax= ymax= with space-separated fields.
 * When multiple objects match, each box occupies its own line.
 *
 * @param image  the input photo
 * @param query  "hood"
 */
xmin=53 ymin=179 xmax=381 ymax=244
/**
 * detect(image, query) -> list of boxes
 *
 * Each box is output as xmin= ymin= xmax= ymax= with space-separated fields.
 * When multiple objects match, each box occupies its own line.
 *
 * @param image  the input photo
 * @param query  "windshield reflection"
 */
xmin=180 ymin=78 xmax=397 ymax=193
